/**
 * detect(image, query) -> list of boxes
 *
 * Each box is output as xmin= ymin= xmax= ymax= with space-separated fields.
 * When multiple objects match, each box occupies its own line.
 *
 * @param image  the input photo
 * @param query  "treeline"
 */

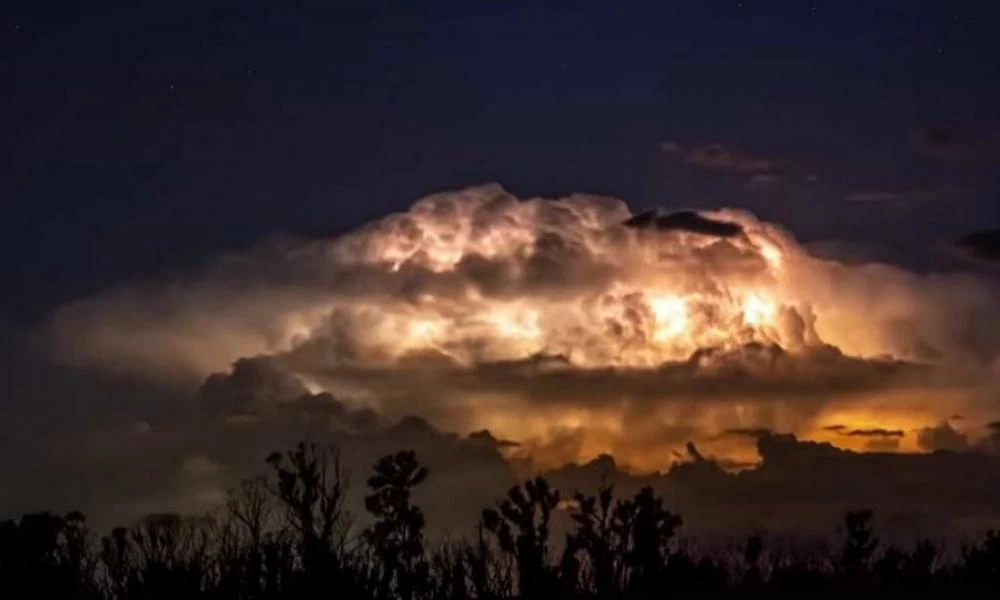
xmin=3 ymin=442 xmax=1000 ymax=598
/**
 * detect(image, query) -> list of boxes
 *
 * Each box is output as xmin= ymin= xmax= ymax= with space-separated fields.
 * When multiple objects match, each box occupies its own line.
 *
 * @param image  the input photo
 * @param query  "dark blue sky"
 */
xmin=4 ymin=0 xmax=999 ymax=322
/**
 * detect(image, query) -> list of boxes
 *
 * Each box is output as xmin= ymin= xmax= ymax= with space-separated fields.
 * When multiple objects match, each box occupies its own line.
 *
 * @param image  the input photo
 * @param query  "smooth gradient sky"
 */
xmin=4 ymin=0 xmax=999 ymax=325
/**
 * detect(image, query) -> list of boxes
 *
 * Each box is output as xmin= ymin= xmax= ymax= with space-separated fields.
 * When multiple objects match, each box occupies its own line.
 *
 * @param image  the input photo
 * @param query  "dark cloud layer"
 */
xmin=956 ymin=229 xmax=1000 ymax=262
xmin=623 ymin=210 xmax=744 ymax=237
xmin=547 ymin=432 xmax=1000 ymax=539
xmin=5 ymin=341 xmax=1000 ymax=540
xmin=845 ymin=428 xmax=905 ymax=438
xmin=917 ymin=421 xmax=970 ymax=452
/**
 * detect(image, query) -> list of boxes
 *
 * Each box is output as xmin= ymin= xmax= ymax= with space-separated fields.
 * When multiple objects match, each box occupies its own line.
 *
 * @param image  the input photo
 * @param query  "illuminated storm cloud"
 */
xmin=50 ymin=184 xmax=1000 ymax=471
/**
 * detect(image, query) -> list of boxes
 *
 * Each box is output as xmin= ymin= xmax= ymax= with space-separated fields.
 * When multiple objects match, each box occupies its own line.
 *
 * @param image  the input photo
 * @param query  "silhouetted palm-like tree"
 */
xmin=481 ymin=477 xmax=560 ymax=598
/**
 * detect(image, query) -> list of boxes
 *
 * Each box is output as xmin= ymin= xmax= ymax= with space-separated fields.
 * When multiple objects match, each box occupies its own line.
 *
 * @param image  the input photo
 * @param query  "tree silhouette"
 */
xmin=841 ymin=509 xmax=878 ymax=576
xmin=6 ymin=440 xmax=1000 ymax=598
xmin=127 ymin=513 xmax=212 ymax=598
xmin=215 ymin=476 xmax=280 ymax=598
xmin=265 ymin=441 xmax=355 ymax=595
xmin=622 ymin=486 xmax=683 ymax=595
xmin=481 ymin=477 xmax=560 ymax=598
xmin=742 ymin=533 xmax=765 ymax=588
xmin=963 ymin=529 xmax=1000 ymax=585
xmin=565 ymin=485 xmax=621 ymax=595
xmin=364 ymin=450 xmax=430 ymax=600
xmin=0 ymin=511 xmax=100 ymax=598
xmin=100 ymin=526 xmax=132 ymax=598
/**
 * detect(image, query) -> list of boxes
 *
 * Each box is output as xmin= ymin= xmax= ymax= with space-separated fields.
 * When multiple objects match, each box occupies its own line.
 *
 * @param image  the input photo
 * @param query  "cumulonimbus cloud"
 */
xmin=47 ymin=184 xmax=1000 ymax=471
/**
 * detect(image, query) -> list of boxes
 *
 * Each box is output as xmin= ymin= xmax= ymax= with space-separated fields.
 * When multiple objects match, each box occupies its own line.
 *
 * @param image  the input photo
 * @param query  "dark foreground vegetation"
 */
xmin=4 ymin=442 xmax=1000 ymax=598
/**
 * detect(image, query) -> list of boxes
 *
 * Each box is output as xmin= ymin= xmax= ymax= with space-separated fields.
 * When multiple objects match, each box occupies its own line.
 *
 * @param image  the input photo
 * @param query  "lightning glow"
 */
xmin=50 ymin=184 xmax=1000 ymax=472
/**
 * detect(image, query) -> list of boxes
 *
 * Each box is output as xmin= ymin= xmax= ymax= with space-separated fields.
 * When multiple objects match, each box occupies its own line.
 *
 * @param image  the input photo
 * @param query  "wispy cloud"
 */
xmin=745 ymin=173 xmax=783 ymax=190
xmin=662 ymin=141 xmax=777 ymax=173
xmin=844 ymin=191 xmax=908 ymax=207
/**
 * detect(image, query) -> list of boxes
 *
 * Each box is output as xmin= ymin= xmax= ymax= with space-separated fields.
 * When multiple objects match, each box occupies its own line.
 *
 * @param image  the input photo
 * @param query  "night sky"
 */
xmin=4 ymin=1 xmax=1000 ymax=532
xmin=4 ymin=0 xmax=999 ymax=325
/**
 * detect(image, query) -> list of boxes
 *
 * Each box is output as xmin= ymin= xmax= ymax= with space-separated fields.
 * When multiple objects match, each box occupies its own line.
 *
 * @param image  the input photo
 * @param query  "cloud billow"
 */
xmin=45 ymin=184 xmax=1000 ymax=475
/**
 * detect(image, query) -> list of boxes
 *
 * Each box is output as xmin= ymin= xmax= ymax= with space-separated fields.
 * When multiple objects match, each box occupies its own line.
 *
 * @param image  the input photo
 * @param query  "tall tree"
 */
xmin=482 ymin=477 xmax=560 ymax=598
xmin=364 ymin=450 xmax=430 ymax=600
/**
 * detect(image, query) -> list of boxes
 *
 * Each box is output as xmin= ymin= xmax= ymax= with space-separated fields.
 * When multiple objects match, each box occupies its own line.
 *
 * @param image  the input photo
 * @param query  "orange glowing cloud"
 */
xmin=48 ymin=184 xmax=1000 ymax=472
